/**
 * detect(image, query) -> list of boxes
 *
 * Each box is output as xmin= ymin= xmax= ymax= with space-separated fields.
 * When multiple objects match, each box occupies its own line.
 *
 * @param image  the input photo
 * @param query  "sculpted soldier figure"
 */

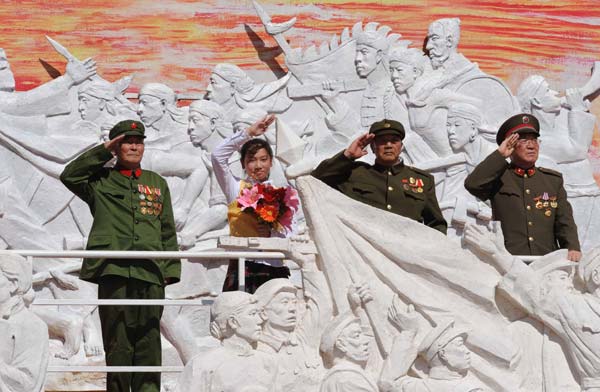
xmin=465 ymin=113 xmax=581 ymax=260
xmin=176 ymin=291 xmax=278 ymax=392
xmin=380 ymin=319 xmax=487 ymax=392
xmin=60 ymin=120 xmax=180 ymax=392
xmin=253 ymin=249 xmax=332 ymax=391
xmin=319 ymin=312 xmax=377 ymax=392
xmin=0 ymin=252 xmax=49 ymax=392
xmin=312 ymin=119 xmax=447 ymax=233
xmin=465 ymin=224 xmax=600 ymax=392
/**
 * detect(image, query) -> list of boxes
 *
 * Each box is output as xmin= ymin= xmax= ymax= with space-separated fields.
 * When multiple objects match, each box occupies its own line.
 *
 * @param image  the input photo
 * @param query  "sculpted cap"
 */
xmin=495 ymin=113 xmax=539 ymax=145
xmin=369 ymin=119 xmax=405 ymax=140
xmin=320 ymin=311 xmax=359 ymax=360
xmin=109 ymin=119 xmax=146 ymax=140
xmin=577 ymin=248 xmax=600 ymax=284
xmin=418 ymin=320 xmax=469 ymax=362
xmin=253 ymin=278 xmax=297 ymax=309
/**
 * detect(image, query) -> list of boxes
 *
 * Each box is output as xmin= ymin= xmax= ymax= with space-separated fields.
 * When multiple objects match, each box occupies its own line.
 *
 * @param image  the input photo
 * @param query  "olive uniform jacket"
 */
xmin=312 ymin=151 xmax=447 ymax=234
xmin=60 ymin=144 xmax=180 ymax=285
xmin=464 ymin=150 xmax=580 ymax=256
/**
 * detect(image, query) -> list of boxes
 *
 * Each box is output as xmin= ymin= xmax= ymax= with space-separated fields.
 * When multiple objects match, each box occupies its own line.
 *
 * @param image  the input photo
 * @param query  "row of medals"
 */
xmin=139 ymin=192 xmax=162 ymax=216
xmin=402 ymin=177 xmax=424 ymax=193
xmin=536 ymin=199 xmax=558 ymax=217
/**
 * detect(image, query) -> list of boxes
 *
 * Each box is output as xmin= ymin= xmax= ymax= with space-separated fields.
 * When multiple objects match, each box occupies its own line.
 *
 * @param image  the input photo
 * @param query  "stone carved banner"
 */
xmin=1 ymin=1 xmax=600 ymax=391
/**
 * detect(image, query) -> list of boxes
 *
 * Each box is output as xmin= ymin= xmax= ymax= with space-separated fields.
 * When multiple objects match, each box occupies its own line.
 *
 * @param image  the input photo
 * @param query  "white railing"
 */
xmin=10 ymin=249 xmax=286 ymax=374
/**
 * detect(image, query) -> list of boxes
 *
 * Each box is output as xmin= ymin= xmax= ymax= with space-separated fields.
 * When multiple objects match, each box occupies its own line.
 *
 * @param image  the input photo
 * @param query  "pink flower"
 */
xmin=284 ymin=186 xmax=300 ymax=212
xmin=277 ymin=207 xmax=294 ymax=233
xmin=237 ymin=185 xmax=263 ymax=210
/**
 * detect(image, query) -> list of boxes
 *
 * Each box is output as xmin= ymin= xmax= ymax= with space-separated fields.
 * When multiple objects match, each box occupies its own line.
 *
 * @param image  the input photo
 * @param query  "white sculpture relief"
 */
xmin=176 ymin=291 xmax=278 ymax=392
xmin=319 ymin=312 xmax=377 ymax=392
xmin=464 ymin=224 xmax=600 ymax=392
xmin=0 ymin=252 xmax=49 ymax=392
xmin=254 ymin=247 xmax=332 ymax=392
xmin=516 ymin=70 xmax=600 ymax=251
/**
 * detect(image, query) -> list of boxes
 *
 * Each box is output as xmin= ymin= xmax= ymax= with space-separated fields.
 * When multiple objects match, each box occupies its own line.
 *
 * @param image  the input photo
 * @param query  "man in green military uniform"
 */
xmin=60 ymin=120 xmax=180 ymax=392
xmin=464 ymin=113 xmax=581 ymax=261
xmin=312 ymin=119 xmax=447 ymax=234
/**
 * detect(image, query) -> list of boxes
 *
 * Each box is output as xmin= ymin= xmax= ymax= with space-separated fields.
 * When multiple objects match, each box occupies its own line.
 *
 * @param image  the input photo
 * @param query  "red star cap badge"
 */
xmin=523 ymin=116 xmax=529 ymax=124
xmin=131 ymin=122 xmax=137 ymax=129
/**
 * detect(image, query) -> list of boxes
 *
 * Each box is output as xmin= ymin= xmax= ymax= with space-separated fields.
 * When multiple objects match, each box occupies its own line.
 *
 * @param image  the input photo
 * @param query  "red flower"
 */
xmin=256 ymin=203 xmax=279 ymax=223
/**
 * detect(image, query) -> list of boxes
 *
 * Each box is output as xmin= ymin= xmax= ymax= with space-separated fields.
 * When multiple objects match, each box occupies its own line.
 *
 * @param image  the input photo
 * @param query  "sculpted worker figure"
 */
xmin=312 ymin=119 xmax=447 ymax=234
xmin=60 ymin=120 xmax=180 ymax=392
xmin=464 ymin=113 xmax=581 ymax=261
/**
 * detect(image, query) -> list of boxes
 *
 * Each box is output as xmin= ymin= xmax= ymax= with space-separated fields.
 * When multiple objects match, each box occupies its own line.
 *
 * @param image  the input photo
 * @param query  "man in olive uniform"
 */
xmin=312 ymin=119 xmax=447 ymax=234
xmin=464 ymin=113 xmax=581 ymax=261
xmin=60 ymin=120 xmax=180 ymax=392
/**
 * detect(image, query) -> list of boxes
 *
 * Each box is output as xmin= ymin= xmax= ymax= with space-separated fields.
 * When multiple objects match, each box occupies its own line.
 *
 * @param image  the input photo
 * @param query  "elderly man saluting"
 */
xmin=465 ymin=113 xmax=581 ymax=261
xmin=312 ymin=119 xmax=447 ymax=234
xmin=60 ymin=120 xmax=180 ymax=392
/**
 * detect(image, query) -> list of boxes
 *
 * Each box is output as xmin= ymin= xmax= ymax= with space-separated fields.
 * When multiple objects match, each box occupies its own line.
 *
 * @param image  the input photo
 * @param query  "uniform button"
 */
xmin=528 ymin=221 xmax=533 ymax=226
xmin=135 ymin=219 xmax=139 ymax=224
xmin=133 ymin=206 xmax=137 ymax=210
xmin=524 ymin=174 xmax=528 ymax=178
xmin=134 ymin=236 xmax=139 ymax=241
xmin=387 ymin=171 xmax=392 ymax=176
xmin=526 ymin=205 xmax=531 ymax=211
xmin=388 ymin=186 xmax=393 ymax=191
xmin=529 ymin=237 xmax=534 ymax=242
xmin=525 ymin=189 xmax=530 ymax=194
xmin=133 ymin=189 xmax=138 ymax=194
xmin=387 ymin=204 xmax=392 ymax=210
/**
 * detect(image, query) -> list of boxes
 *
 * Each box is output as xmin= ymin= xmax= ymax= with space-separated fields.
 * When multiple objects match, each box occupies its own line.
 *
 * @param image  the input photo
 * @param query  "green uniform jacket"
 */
xmin=60 ymin=144 xmax=180 ymax=285
xmin=464 ymin=150 xmax=580 ymax=256
xmin=312 ymin=151 xmax=447 ymax=234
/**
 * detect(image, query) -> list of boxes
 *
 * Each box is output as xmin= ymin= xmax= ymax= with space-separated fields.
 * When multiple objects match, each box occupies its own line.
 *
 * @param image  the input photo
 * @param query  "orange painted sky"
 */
xmin=1 ymin=0 xmax=600 ymax=178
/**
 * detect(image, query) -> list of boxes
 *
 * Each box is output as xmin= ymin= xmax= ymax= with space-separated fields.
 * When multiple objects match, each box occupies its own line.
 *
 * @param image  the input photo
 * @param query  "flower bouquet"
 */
xmin=236 ymin=183 xmax=300 ymax=234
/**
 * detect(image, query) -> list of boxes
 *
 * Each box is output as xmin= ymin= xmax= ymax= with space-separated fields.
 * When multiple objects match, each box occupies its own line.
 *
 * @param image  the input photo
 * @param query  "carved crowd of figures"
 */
xmin=1 ymin=1 xmax=600 ymax=390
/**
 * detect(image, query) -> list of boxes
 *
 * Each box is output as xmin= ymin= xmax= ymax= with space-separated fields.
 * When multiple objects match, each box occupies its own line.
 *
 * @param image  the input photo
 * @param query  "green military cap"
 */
xmin=369 ymin=119 xmax=405 ymax=140
xmin=108 ymin=119 xmax=146 ymax=140
xmin=496 ymin=113 xmax=539 ymax=145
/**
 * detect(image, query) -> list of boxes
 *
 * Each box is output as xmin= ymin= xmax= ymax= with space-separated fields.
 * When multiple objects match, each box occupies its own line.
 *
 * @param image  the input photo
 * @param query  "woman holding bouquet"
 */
xmin=212 ymin=114 xmax=300 ymax=293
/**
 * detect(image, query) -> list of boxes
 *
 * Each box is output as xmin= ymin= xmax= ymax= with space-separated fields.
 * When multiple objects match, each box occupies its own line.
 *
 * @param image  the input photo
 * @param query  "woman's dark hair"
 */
xmin=240 ymin=138 xmax=273 ymax=168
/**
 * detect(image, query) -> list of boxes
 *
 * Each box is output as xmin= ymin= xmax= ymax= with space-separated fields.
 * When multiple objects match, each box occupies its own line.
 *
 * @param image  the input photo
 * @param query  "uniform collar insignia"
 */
xmin=513 ymin=166 xmax=536 ymax=177
xmin=373 ymin=160 xmax=404 ymax=174
xmin=117 ymin=167 xmax=142 ymax=178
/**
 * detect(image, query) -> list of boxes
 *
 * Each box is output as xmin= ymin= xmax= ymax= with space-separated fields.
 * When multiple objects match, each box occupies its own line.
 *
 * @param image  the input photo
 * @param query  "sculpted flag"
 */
xmin=297 ymin=176 xmax=522 ymax=390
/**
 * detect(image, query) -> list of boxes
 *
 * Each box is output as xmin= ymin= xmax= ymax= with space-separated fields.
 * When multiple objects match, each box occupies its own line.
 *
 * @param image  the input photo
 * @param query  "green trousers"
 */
xmin=98 ymin=276 xmax=164 ymax=392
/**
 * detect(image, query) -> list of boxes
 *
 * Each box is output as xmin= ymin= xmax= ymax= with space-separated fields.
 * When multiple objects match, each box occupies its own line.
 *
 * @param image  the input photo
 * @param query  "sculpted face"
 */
xmin=206 ymin=73 xmax=234 ymax=105
xmin=439 ymin=336 xmax=471 ymax=371
xmin=264 ymin=291 xmax=298 ymax=332
xmin=0 ymin=273 xmax=13 ymax=319
xmin=188 ymin=112 xmax=213 ymax=147
xmin=243 ymin=148 xmax=272 ymax=183
xmin=78 ymin=93 xmax=105 ymax=121
xmin=231 ymin=302 xmax=263 ymax=343
xmin=426 ymin=23 xmax=452 ymax=69
xmin=116 ymin=135 xmax=145 ymax=169
xmin=336 ymin=321 xmax=370 ymax=364
xmin=545 ymin=269 xmax=574 ymax=294
xmin=372 ymin=134 xmax=403 ymax=166
xmin=137 ymin=94 xmax=165 ymax=127
xmin=389 ymin=61 xmax=418 ymax=93
xmin=447 ymin=116 xmax=475 ymax=152
xmin=510 ymin=134 xmax=539 ymax=168
xmin=532 ymin=80 xmax=562 ymax=113
xmin=355 ymin=44 xmax=380 ymax=78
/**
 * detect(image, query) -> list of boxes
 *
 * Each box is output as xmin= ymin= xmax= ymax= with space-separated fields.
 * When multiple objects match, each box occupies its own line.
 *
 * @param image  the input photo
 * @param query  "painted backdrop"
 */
xmin=1 ymin=0 xmax=599 ymax=180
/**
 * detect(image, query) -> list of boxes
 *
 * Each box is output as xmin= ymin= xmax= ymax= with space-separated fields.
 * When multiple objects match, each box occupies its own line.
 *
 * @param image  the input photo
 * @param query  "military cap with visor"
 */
xmin=109 ymin=119 xmax=146 ymax=140
xmin=496 ymin=113 xmax=540 ymax=145
xmin=369 ymin=119 xmax=406 ymax=140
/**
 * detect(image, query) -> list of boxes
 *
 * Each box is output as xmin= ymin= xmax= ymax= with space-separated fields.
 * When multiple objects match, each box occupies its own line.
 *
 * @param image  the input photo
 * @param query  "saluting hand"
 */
xmin=247 ymin=114 xmax=276 ymax=137
xmin=498 ymin=133 xmax=519 ymax=158
xmin=104 ymin=134 xmax=125 ymax=155
xmin=344 ymin=133 xmax=375 ymax=160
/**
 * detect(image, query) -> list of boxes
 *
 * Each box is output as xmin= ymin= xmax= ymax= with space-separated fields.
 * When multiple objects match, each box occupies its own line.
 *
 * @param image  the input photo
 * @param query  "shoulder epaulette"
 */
xmin=538 ymin=167 xmax=563 ymax=177
xmin=408 ymin=165 xmax=434 ymax=179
